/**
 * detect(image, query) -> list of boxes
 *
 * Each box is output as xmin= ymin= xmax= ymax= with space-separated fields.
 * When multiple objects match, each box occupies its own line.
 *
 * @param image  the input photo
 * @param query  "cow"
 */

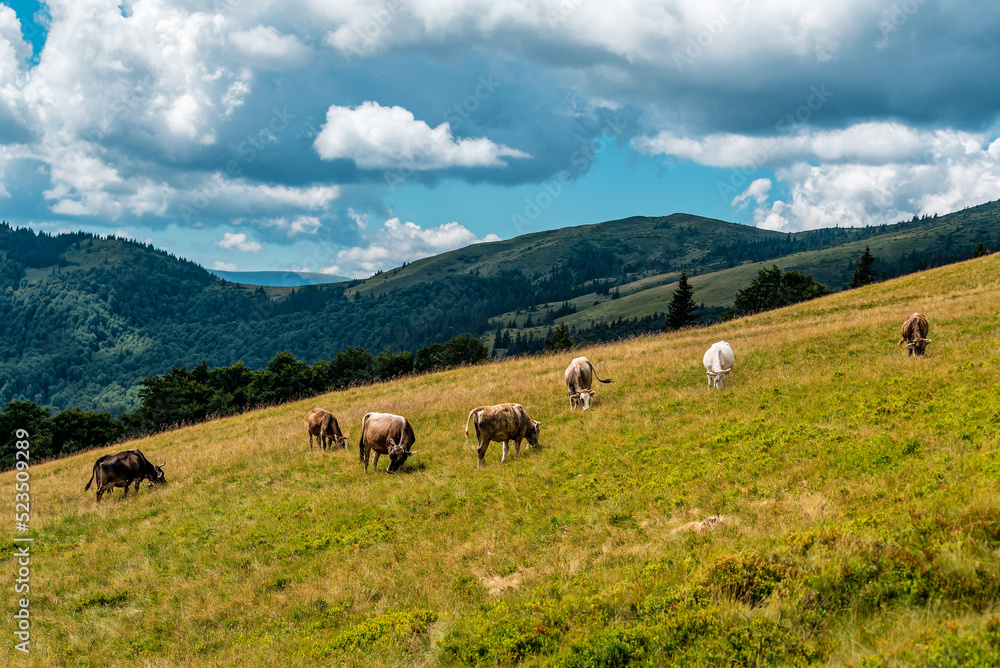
xmin=307 ymin=408 xmax=348 ymax=451
xmin=84 ymin=449 xmax=166 ymax=503
xmin=564 ymin=356 xmax=614 ymax=410
xmin=465 ymin=403 xmax=542 ymax=468
xmin=898 ymin=312 xmax=931 ymax=357
xmin=703 ymin=341 xmax=735 ymax=389
xmin=359 ymin=412 xmax=417 ymax=473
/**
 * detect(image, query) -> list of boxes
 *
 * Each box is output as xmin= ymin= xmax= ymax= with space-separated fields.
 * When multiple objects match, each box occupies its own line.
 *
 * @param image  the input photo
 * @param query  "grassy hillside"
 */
xmin=5 ymin=253 xmax=1000 ymax=666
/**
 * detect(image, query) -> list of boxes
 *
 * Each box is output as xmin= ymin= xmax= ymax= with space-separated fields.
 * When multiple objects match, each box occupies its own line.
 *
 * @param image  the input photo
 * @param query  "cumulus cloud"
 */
xmin=212 ymin=260 xmax=238 ymax=270
xmin=262 ymin=215 xmax=324 ymax=237
xmin=314 ymin=101 xmax=530 ymax=170
xmin=732 ymin=178 xmax=771 ymax=210
xmin=633 ymin=122 xmax=931 ymax=169
xmin=636 ymin=121 xmax=1000 ymax=231
xmin=216 ymin=232 xmax=263 ymax=252
xmin=323 ymin=217 xmax=501 ymax=278
xmin=229 ymin=25 xmax=309 ymax=69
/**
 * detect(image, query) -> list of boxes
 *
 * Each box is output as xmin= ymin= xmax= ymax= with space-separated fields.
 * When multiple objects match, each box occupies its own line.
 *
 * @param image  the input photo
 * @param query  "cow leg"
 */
xmin=372 ymin=452 xmax=381 ymax=472
xmin=309 ymin=433 xmax=313 ymax=450
xmin=122 ymin=482 xmax=129 ymax=499
xmin=514 ymin=438 xmax=522 ymax=455
xmin=501 ymin=440 xmax=509 ymax=463
xmin=477 ymin=439 xmax=489 ymax=468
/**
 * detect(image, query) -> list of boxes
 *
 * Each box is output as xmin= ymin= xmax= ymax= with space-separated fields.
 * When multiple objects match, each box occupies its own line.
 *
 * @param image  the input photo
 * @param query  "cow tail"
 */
xmin=464 ymin=408 xmax=479 ymax=439
xmin=359 ymin=413 xmax=369 ymax=465
xmin=84 ymin=462 xmax=97 ymax=491
xmin=589 ymin=360 xmax=614 ymax=384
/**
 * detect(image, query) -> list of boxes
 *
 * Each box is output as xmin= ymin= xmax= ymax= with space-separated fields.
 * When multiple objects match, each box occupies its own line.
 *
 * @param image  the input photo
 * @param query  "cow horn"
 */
xmin=158 ymin=462 xmax=166 ymax=468
xmin=721 ymin=367 xmax=732 ymax=373
xmin=406 ymin=450 xmax=417 ymax=455
xmin=922 ymin=338 xmax=932 ymax=342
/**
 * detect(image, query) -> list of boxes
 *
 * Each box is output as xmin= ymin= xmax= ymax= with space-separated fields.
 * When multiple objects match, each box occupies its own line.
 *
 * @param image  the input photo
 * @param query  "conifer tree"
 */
xmin=850 ymin=246 xmax=879 ymax=288
xmin=663 ymin=271 xmax=700 ymax=331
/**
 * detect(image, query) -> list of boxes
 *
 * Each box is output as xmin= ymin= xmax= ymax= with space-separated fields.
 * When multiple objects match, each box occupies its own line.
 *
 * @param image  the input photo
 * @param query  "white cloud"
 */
xmin=749 ymin=147 xmax=1000 ymax=232
xmin=635 ymin=120 xmax=1000 ymax=231
xmin=263 ymin=215 xmax=323 ymax=236
xmin=229 ymin=25 xmax=309 ymax=69
xmin=632 ymin=122 xmax=930 ymax=169
xmin=212 ymin=260 xmax=238 ymax=270
xmin=314 ymin=101 xmax=530 ymax=169
xmin=216 ymin=232 xmax=263 ymax=252
xmin=323 ymin=217 xmax=501 ymax=277
xmin=732 ymin=178 xmax=771 ymax=210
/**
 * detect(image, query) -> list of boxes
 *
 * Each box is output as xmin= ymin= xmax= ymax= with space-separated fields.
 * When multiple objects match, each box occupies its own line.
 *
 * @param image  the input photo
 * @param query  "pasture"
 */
xmin=3 ymin=254 xmax=1000 ymax=666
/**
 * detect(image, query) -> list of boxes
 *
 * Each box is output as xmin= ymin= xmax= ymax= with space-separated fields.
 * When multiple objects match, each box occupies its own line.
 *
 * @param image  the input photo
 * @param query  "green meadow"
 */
xmin=4 ymin=254 xmax=1000 ymax=666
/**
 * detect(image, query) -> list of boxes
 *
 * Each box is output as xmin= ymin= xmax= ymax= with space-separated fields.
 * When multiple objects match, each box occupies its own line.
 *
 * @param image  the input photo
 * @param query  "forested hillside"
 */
xmin=1 ymin=200 xmax=998 ymax=414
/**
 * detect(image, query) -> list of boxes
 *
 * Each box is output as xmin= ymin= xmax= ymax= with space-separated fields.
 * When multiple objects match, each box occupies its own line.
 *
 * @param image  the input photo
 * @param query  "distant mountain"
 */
xmin=1 ymin=200 xmax=998 ymax=414
xmin=208 ymin=270 xmax=348 ymax=286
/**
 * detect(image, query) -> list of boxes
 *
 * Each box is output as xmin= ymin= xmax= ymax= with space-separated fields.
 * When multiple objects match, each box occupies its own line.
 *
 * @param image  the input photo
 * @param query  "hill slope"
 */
xmin=6 ymin=254 xmax=1000 ymax=666
xmin=1 ymin=201 xmax=998 ymax=413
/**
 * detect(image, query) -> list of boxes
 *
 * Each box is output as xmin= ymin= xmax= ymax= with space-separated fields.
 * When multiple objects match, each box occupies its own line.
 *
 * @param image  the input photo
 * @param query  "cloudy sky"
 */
xmin=1 ymin=0 xmax=998 ymax=277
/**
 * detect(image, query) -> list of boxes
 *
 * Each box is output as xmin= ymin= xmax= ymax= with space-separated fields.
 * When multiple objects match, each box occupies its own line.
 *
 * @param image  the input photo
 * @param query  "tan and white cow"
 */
xmin=465 ymin=403 xmax=541 ymax=468
xmin=307 ymin=408 xmax=348 ymax=451
xmin=564 ymin=356 xmax=613 ymax=410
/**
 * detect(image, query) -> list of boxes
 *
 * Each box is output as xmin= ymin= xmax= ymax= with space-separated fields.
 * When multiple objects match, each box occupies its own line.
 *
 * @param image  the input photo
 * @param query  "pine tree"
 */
xmin=662 ymin=271 xmax=700 ymax=331
xmin=545 ymin=323 xmax=576 ymax=351
xmin=850 ymin=246 xmax=879 ymax=288
xmin=973 ymin=241 xmax=989 ymax=258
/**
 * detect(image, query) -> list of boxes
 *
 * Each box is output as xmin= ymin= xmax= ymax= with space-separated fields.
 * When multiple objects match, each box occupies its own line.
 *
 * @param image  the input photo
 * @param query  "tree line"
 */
xmin=0 ymin=334 xmax=488 ymax=471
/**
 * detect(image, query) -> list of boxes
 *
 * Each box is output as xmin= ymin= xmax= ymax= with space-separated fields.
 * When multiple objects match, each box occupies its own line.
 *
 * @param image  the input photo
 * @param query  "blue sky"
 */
xmin=1 ymin=0 xmax=998 ymax=277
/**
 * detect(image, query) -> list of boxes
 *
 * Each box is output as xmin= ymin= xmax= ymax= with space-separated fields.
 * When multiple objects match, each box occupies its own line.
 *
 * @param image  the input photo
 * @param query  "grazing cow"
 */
xmin=359 ymin=412 xmax=417 ymax=473
xmin=703 ymin=341 xmax=735 ymax=389
xmin=84 ymin=449 xmax=166 ymax=503
xmin=465 ymin=403 xmax=542 ymax=468
xmin=564 ymin=356 xmax=614 ymax=410
xmin=307 ymin=408 xmax=348 ymax=451
xmin=898 ymin=312 xmax=931 ymax=357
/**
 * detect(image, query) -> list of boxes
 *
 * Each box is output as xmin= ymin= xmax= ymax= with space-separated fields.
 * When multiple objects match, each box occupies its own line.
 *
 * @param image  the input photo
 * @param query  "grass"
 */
xmin=4 ymin=254 xmax=1000 ymax=666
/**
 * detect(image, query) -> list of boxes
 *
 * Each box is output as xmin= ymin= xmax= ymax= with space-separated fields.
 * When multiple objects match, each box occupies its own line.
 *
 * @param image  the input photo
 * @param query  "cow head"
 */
xmin=526 ymin=420 xmax=542 ymax=447
xmin=712 ymin=368 xmax=731 ymax=389
xmin=385 ymin=439 xmax=415 ymax=473
xmin=335 ymin=434 xmax=349 ymax=450
xmin=577 ymin=389 xmax=595 ymax=410
xmin=907 ymin=338 xmax=931 ymax=357
xmin=148 ymin=462 xmax=167 ymax=487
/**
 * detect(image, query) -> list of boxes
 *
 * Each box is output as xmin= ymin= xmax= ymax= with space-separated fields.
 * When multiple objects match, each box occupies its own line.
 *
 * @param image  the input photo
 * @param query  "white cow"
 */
xmin=703 ymin=341 xmax=735 ymax=389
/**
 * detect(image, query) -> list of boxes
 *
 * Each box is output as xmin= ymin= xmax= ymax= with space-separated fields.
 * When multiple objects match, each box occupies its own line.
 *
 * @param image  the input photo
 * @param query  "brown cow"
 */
xmin=564 ymin=356 xmax=613 ymax=410
xmin=465 ymin=403 xmax=541 ymax=468
xmin=307 ymin=408 xmax=348 ymax=451
xmin=897 ymin=312 xmax=931 ymax=357
xmin=84 ymin=450 xmax=166 ymax=503
xmin=359 ymin=412 xmax=417 ymax=473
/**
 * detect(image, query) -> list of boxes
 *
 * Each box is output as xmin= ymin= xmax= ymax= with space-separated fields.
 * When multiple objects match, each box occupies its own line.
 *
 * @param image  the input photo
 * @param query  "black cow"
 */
xmin=84 ymin=450 xmax=166 ymax=503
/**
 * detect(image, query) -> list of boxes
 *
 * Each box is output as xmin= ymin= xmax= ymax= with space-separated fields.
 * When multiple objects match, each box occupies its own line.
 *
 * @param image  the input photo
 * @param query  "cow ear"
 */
xmin=570 ymin=393 xmax=579 ymax=399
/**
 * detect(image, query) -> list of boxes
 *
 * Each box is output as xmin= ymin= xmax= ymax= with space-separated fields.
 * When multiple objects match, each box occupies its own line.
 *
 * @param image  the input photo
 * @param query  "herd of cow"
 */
xmin=83 ymin=313 xmax=932 ymax=501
